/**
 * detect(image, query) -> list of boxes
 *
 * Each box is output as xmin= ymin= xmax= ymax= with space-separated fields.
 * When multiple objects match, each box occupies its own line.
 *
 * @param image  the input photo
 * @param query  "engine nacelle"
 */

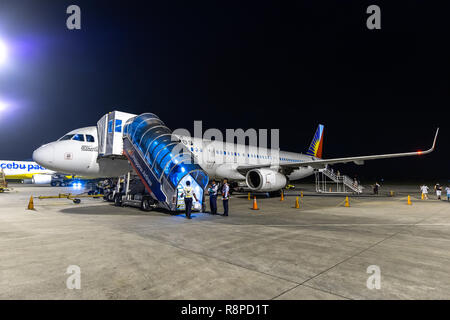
xmin=32 ymin=174 xmax=52 ymax=184
xmin=246 ymin=168 xmax=287 ymax=192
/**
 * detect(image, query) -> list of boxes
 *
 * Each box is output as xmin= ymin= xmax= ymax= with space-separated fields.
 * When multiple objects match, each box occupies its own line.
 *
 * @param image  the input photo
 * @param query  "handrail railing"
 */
xmin=317 ymin=167 xmax=363 ymax=194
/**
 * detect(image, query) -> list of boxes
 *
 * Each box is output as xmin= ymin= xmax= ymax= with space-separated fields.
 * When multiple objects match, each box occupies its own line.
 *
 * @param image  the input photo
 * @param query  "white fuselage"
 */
xmin=177 ymin=136 xmax=315 ymax=181
xmin=33 ymin=127 xmax=315 ymax=182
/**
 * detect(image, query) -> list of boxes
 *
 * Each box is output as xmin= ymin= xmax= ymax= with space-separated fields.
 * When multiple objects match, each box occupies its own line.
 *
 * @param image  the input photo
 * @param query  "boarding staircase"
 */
xmin=121 ymin=113 xmax=209 ymax=211
xmin=315 ymin=167 xmax=363 ymax=194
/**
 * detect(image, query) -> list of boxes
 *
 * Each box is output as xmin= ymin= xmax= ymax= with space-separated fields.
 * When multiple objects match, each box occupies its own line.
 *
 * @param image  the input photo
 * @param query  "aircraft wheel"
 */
xmin=141 ymin=199 xmax=152 ymax=212
xmin=106 ymin=192 xmax=114 ymax=202
xmin=114 ymin=194 xmax=123 ymax=207
xmin=73 ymin=199 xmax=81 ymax=204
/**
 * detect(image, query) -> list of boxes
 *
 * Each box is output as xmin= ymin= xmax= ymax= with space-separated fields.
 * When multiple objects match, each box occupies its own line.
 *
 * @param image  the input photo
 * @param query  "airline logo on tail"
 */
xmin=306 ymin=124 xmax=324 ymax=158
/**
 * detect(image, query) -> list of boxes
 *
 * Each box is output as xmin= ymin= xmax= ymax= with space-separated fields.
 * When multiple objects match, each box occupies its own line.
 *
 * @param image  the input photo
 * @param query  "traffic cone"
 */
xmin=280 ymin=191 xmax=284 ymax=201
xmin=344 ymin=196 xmax=350 ymax=207
xmin=248 ymin=193 xmax=251 ymax=200
xmin=252 ymin=196 xmax=259 ymax=210
xmin=407 ymin=195 xmax=412 ymax=205
xmin=421 ymin=193 xmax=424 ymax=200
xmin=27 ymin=196 xmax=35 ymax=210
xmin=295 ymin=197 xmax=300 ymax=209
xmin=300 ymin=191 xmax=303 ymax=198
xmin=329 ymin=187 xmax=332 ymax=192
xmin=390 ymin=190 xmax=394 ymax=197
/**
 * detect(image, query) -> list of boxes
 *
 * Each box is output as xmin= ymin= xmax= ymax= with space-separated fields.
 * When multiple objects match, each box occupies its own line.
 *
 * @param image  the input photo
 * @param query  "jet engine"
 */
xmin=245 ymin=168 xmax=287 ymax=192
xmin=31 ymin=174 xmax=52 ymax=184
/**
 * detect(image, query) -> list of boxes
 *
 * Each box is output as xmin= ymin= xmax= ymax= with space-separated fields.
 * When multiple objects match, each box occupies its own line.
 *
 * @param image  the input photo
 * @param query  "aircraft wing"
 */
xmin=236 ymin=128 xmax=439 ymax=173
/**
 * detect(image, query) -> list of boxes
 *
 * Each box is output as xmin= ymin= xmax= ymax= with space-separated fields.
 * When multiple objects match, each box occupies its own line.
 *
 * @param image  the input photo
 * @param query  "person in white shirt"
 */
xmin=222 ymin=179 xmax=230 ymax=217
xmin=434 ymin=183 xmax=442 ymax=200
xmin=420 ymin=185 xmax=429 ymax=200
xmin=445 ymin=186 xmax=450 ymax=202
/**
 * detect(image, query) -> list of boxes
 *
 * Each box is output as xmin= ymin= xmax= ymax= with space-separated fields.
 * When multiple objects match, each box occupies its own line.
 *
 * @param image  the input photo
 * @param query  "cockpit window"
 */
xmin=59 ymin=134 xmax=74 ymax=141
xmin=72 ymin=134 xmax=85 ymax=142
xmin=86 ymin=135 xmax=95 ymax=142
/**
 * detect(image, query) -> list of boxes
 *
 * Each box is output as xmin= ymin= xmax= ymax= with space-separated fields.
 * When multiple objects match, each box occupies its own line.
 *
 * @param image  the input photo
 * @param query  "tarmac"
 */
xmin=0 ymin=183 xmax=449 ymax=299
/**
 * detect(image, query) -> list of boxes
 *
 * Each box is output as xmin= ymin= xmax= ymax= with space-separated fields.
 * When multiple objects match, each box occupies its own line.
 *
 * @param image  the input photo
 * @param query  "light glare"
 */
xmin=0 ymin=40 xmax=7 ymax=65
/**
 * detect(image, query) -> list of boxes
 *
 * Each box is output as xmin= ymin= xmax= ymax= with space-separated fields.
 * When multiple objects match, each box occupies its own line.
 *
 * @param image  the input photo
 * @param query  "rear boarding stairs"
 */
xmin=315 ymin=167 xmax=363 ymax=194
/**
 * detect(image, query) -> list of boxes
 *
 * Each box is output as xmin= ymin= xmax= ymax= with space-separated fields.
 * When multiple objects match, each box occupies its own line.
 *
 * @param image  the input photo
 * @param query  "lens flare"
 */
xmin=0 ymin=40 xmax=7 ymax=65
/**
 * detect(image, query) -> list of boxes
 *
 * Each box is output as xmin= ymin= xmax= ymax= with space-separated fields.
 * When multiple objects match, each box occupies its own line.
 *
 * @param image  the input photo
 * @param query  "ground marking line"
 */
xmin=197 ymin=222 xmax=450 ymax=227
xmin=300 ymin=283 xmax=352 ymax=300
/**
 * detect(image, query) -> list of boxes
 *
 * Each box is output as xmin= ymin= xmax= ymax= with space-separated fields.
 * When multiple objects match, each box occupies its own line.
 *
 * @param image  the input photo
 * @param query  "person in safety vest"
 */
xmin=181 ymin=180 xmax=198 ymax=219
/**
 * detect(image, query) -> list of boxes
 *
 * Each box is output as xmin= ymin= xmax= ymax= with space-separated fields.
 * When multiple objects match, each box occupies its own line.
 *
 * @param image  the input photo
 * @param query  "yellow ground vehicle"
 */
xmin=0 ymin=169 xmax=8 ymax=192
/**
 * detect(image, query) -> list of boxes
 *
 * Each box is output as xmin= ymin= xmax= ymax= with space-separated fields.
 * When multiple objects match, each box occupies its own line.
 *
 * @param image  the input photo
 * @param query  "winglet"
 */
xmin=418 ymin=128 xmax=439 ymax=155
xmin=431 ymin=127 xmax=439 ymax=151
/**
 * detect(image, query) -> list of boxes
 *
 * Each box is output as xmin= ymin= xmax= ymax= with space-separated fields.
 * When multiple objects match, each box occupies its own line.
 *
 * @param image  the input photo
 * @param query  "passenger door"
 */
xmin=205 ymin=142 xmax=215 ymax=170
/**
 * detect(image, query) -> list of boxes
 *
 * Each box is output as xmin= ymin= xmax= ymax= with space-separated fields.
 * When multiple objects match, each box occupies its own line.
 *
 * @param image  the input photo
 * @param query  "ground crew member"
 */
xmin=208 ymin=179 xmax=218 ymax=214
xmin=373 ymin=182 xmax=380 ymax=195
xmin=420 ymin=184 xmax=429 ymax=200
xmin=181 ymin=181 xmax=197 ymax=219
xmin=435 ymin=183 xmax=442 ymax=200
xmin=446 ymin=186 xmax=450 ymax=202
xmin=222 ymin=179 xmax=230 ymax=216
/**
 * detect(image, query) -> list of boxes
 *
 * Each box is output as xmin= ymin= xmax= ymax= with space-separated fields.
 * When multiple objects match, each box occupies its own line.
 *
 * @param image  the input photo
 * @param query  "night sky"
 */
xmin=0 ymin=1 xmax=448 ymax=181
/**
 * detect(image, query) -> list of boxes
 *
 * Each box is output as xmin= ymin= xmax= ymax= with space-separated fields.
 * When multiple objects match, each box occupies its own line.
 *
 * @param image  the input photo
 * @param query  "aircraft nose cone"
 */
xmin=32 ymin=144 xmax=55 ymax=167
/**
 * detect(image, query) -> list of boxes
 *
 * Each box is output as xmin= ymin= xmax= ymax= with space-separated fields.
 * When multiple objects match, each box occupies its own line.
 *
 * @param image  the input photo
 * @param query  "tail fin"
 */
xmin=306 ymin=124 xmax=324 ymax=158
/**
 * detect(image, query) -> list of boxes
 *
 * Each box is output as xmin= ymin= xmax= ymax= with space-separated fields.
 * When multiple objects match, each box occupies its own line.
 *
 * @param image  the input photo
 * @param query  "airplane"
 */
xmin=32 ymin=112 xmax=439 ymax=194
xmin=0 ymin=160 xmax=55 ymax=184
